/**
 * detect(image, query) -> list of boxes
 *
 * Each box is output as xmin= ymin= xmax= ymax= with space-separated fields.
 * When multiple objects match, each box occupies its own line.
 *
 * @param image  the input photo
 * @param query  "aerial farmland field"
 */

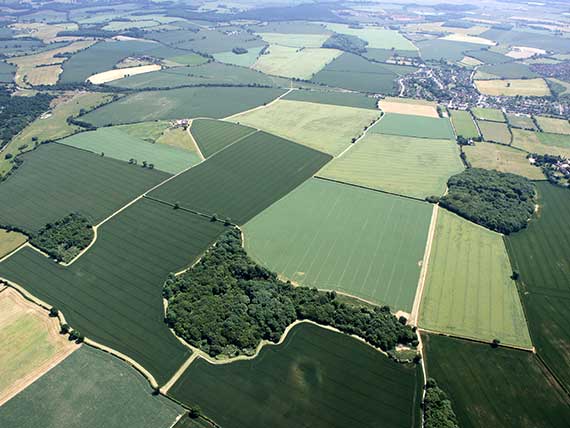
xmin=535 ymin=116 xmax=570 ymax=135
xmin=170 ymin=322 xmax=423 ymax=428
xmin=213 ymin=46 xmax=265 ymax=67
xmin=506 ymin=113 xmax=536 ymax=130
xmin=0 ymin=230 xmax=26 ymax=258
xmin=243 ymin=178 xmax=432 ymax=311
xmin=318 ymin=133 xmax=463 ymax=199
xmin=190 ymin=119 xmax=256 ymax=158
xmin=471 ymin=107 xmax=505 ymax=122
xmin=423 ymin=334 xmax=570 ymax=428
xmin=81 ymin=87 xmax=286 ymax=126
xmin=511 ymin=129 xmax=570 ymax=158
xmin=0 ymin=346 xmax=183 ymax=428
xmin=0 ymin=198 xmax=226 ymax=384
xmin=419 ymin=209 xmax=532 ymax=348
xmin=150 ymin=131 xmax=331 ymax=224
xmin=450 ymin=109 xmax=480 ymax=139
xmin=282 ymin=89 xmax=377 ymax=109
xmin=0 ymin=144 xmax=167 ymax=232
xmin=477 ymin=120 xmax=512 ymax=144
xmin=370 ymin=113 xmax=455 ymax=140
xmin=229 ymin=99 xmax=380 ymax=156
xmin=379 ymin=97 xmax=439 ymax=118
xmin=324 ymin=24 xmax=417 ymax=50
xmin=475 ymin=78 xmax=550 ymax=97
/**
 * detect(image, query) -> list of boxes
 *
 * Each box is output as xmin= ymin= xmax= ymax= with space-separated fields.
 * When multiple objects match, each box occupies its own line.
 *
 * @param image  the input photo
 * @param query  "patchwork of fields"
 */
xmin=170 ymin=322 xmax=423 ymax=428
xmin=511 ymin=129 xmax=570 ymax=158
xmin=477 ymin=120 xmax=512 ymax=144
xmin=243 ymin=179 xmax=432 ymax=311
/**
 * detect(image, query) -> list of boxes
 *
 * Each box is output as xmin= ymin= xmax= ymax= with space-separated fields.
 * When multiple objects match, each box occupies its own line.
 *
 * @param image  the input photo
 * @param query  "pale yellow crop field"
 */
xmin=475 ymin=78 xmax=550 ymax=97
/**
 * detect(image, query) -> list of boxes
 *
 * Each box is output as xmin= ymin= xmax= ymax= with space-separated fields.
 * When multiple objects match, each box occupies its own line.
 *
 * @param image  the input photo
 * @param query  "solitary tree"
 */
xmin=49 ymin=307 xmax=59 ymax=317
xmin=189 ymin=406 xmax=202 ymax=419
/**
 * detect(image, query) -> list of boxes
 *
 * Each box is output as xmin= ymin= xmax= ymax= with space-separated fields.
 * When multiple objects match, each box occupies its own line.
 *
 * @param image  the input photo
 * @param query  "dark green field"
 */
xmin=150 ymin=131 xmax=332 ymax=224
xmin=109 ymin=61 xmax=290 ymax=89
xmin=478 ymin=62 xmax=538 ymax=79
xmin=0 ymin=61 xmax=15 ymax=83
xmin=0 ymin=346 xmax=182 ymax=428
xmin=282 ymin=89 xmax=378 ymax=109
xmin=464 ymin=49 xmax=512 ymax=64
xmin=416 ymin=39 xmax=482 ymax=62
xmin=364 ymin=48 xmax=419 ymax=62
xmin=191 ymin=119 xmax=256 ymax=158
xmin=505 ymin=182 xmax=570 ymax=389
xmin=312 ymin=53 xmax=416 ymax=94
xmin=371 ymin=113 xmax=455 ymax=140
xmin=0 ymin=198 xmax=226 ymax=383
xmin=81 ymin=87 xmax=286 ymax=126
xmin=170 ymin=323 xmax=423 ymax=428
xmin=480 ymin=29 xmax=570 ymax=53
xmin=423 ymin=334 xmax=570 ymax=428
xmin=0 ymin=144 xmax=168 ymax=232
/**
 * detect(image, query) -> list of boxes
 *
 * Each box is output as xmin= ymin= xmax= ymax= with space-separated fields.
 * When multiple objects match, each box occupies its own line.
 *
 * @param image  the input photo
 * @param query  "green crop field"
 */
xmin=190 ymin=119 xmax=256 ymax=158
xmin=477 ymin=62 xmax=538 ymax=79
xmin=59 ymin=127 xmax=201 ymax=174
xmin=450 ymin=110 xmax=480 ymax=139
xmin=81 ymin=87 xmax=286 ymax=126
xmin=282 ymin=89 xmax=377 ymax=109
xmin=506 ymin=182 xmax=570 ymax=389
xmin=150 ymin=131 xmax=331 ymax=225
xmin=170 ymin=322 xmax=423 ymax=428
xmin=230 ymin=99 xmax=380 ymax=156
xmin=324 ymin=24 xmax=417 ymax=50
xmin=471 ymin=107 xmax=505 ymax=122
xmin=113 ymin=121 xmax=170 ymax=143
xmin=464 ymin=49 xmax=512 ymax=64
xmin=0 ymin=61 xmax=15 ymax=83
xmin=0 ymin=346 xmax=182 ymax=428
xmin=243 ymin=178 xmax=432 ymax=311
xmin=213 ymin=46 xmax=265 ymax=67
xmin=535 ymin=116 xmax=570 ymax=135
xmin=257 ymin=32 xmax=330 ymax=48
xmin=419 ymin=209 xmax=531 ymax=347
xmin=507 ymin=113 xmax=536 ymax=130
xmin=312 ymin=53 xmax=416 ymax=94
xmin=477 ymin=120 xmax=512 ymax=144
xmin=480 ymin=28 xmax=570 ymax=53
xmin=109 ymin=61 xmax=290 ymax=89
xmin=0 ymin=144 xmax=167 ymax=232
xmin=370 ymin=113 xmax=455 ymax=140
xmin=416 ymin=39 xmax=483 ymax=62
xmin=423 ymin=334 xmax=570 ymax=428
xmin=0 ymin=198 xmax=226 ymax=384
xmin=318 ymin=134 xmax=463 ymax=199
xmin=463 ymin=142 xmax=544 ymax=180
xmin=511 ymin=129 xmax=570 ymax=158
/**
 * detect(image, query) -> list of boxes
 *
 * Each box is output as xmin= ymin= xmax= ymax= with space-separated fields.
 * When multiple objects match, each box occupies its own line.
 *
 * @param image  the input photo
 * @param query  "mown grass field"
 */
xmin=511 ymin=129 xmax=570 ymax=158
xmin=0 ymin=346 xmax=182 ymax=428
xmin=471 ymin=107 xmax=505 ymax=122
xmin=477 ymin=120 xmax=512 ymax=144
xmin=371 ymin=113 xmax=455 ymax=140
xmin=506 ymin=113 xmax=536 ymax=130
xmin=171 ymin=323 xmax=423 ymax=428
xmin=243 ymin=179 xmax=431 ymax=311
xmin=0 ymin=144 xmax=167 ymax=232
xmin=1 ymin=92 xmax=114 ymax=176
xmin=419 ymin=209 xmax=531 ymax=347
xmin=535 ymin=116 xmax=570 ymax=135
xmin=282 ymin=89 xmax=377 ymax=109
xmin=505 ymin=182 xmax=570 ymax=389
xmin=475 ymin=78 xmax=550 ymax=97
xmin=450 ymin=110 xmax=480 ymax=139
xmin=318 ymin=134 xmax=463 ymax=199
xmin=463 ymin=142 xmax=544 ymax=180
xmin=252 ymin=45 xmax=341 ymax=79
xmin=150 ymin=131 xmax=331 ymax=225
xmin=81 ymin=87 xmax=286 ymax=126
xmin=230 ymin=99 xmax=380 ymax=156
xmin=59 ymin=127 xmax=201 ymax=174
xmin=0 ymin=198 xmax=226 ymax=384
xmin=423 ymin=334 xmax=570 ymax=428
xmin=191 ymin=119 xmax=256 ymax=158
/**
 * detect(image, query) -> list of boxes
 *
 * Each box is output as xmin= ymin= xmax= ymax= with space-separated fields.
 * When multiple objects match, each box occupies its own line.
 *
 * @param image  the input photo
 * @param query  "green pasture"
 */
xmin=171 ymin=323 xmax=423 ymax=428
xmin=319 ymin=134 xmax=463 ymax=199
xmin=464 ymin=49 xmax=512 ymax=64
xmin=0 ymin=144 xmax=167 ymax=232
xmin=419 ymin=209 xmax=531 ymax=348
xmin=257 ymin=32 xmax=329 ymax=48
xmin=450 ymin=110 xmax=480 ymax=139
xmin=506 ymin=113 xmax=536 ymax=130
xmin=59 ymin=127 xmax=200 ymax=174
xmin=480 ymin=28 xmax=570 ymax=53
xmin=191 ymin=119 xmax=256 ymax=158
xmin=478 ymin=62 xmax=538 ymax=79
xmin=324 ymin=24 xmax=417 ymax=50
xmin=471 ymin=107 xmax=505 ymax=122
xmin=213 ymin=46 xmax=265 ymax=67
xmin=243 ymin=178 xmax=432 ymax=311
xmin=0 ymin=198 xmax=226 ymax=383
xmin=416 ymin=39 xmax=483 ymax=62
xmin=150 ymin=131 xmax=331 ymax=225
xmin=511 ymin=129 xmax=570 ymax=158
xmin=370 ymin=113 xmax=455 ymax=140
xmin=423 ymin=334 xmax=570 ymax=428
xmin=282 ymin=89 xmax=377 ymax=109
xmin=0 ymin=346 xmax=182 ymax=428
xmin=81 ymin=87 xmax=286 ymax=126
xmin=230 ymin=99 xmax=380 ymax=156
xmin=477 ymin=120 xmax=512 ymax=144
xmin=535 ymin=116 xmax=570 ymax=135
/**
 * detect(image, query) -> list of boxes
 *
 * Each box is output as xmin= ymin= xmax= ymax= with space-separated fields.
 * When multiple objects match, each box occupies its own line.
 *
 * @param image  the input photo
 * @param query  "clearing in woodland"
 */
xmin=243 ymin=178 xmax=432 ymax=311
xmin=230 ymin=99 xmax=380 ymax=156
xmin=419 ymin=209 xmax=531 ymax=348
xmin=318 ymin=133 xmax=463 ymax=200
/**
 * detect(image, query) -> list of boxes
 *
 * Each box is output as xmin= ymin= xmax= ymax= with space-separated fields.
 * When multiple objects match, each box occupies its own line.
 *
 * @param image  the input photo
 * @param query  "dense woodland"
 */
xmin=322 ymin=33 xmax=368 ymax=55
xmin=30 ymin=213 xmax=93 ymax=263
xmin=439 ymin=168 xmax=536 ymax=234
xmin=164 ymin=228 xmax=417 ymax=358
xmin=0 ymin=88 xmax=53 ymax=147
xmin=423 ymin=378 xmax=460 ymax=428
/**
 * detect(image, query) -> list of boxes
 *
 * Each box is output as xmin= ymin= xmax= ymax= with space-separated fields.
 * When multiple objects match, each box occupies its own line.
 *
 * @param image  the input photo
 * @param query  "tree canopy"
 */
xmin=424 ymin=378 xmax=460 ymax=428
